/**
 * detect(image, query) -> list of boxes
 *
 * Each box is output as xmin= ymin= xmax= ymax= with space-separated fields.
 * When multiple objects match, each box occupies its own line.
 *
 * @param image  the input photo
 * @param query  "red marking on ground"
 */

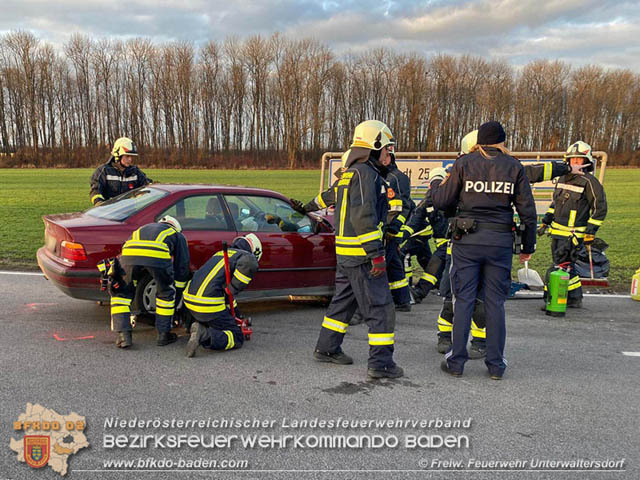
xmin=53 ymin=333 xmax=95 ymax=341
xmin=25 ymin=303 xmax=58 ymax=310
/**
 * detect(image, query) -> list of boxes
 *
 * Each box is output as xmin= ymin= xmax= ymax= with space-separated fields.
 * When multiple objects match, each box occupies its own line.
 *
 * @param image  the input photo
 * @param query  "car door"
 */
xmin=222 ymin=194 xmax=335 ymax=293
xmin=156 ymin=193 xmax=237 ymax=272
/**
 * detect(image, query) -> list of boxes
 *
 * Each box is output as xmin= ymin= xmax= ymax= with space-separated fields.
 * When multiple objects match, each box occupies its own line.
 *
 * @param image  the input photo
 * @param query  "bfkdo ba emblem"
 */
xmin=24 ymin=435 xmax=50 ymax=468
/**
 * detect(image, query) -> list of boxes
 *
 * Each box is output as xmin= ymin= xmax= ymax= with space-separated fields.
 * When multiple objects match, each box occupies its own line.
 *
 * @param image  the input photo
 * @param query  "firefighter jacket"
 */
xmin=183 ymin=248 xmax=258 ymax=322
xmin=524 ymin=161 xmax=569 ymax=184
xmin=317 ymin=148 xmax=388 ymax=267
xmin=385 ymin=162 xmax=414 ymax=234
xmin=431 ymin=147 xmax=537 ymax=253
xmin=119 ymin=222 xmax=190 ymax=288
xmin=542 ymin=172 xmax=607 ymax=239
xmin=90 ymin=157 xmax=152 ymax=205
xmin=305 ymin=176 xmax=340 ymax=212
xmin=401 ymin=187 xmax=449 ymax=246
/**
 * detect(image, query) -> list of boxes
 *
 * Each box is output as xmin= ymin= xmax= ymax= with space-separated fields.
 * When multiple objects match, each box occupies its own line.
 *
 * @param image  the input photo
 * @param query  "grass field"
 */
xmin=1 ymin=168 xmax=638 ymax=292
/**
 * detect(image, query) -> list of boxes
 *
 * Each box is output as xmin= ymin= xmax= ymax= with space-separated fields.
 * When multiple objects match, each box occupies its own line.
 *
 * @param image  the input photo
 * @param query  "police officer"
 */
xmin=428 ymin=131 xmax=487 ymax=357
xmin=383 ymin=151 xmax=414 ymax=310
xmin=90 ymin=137 xmax=152 ymax=205
xmin=431 ymin=121 xmax=537 ymax=379
xmin=539 ymin=141 xmax=607 ymax=308
xmin=110 ymin=216 xmax=190 ymax=348
xmin=185 ymin=234 xmax=261 ymax=357
xmin=313 ymin=120 xmax=403 ymax=380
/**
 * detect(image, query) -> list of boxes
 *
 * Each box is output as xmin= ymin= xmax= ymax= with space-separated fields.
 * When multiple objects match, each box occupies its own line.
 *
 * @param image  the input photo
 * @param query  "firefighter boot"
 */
xmin=367 ymin=364 xmax=404 ymax=379
xmin=437 ymin=335 xmax=452 ymax=354
xmin=186 ymin=322 xmax=209 ymax=358
xmin=314 ymin=349 xmax=354 ymax=365
xmin=116 ymin=331 xmax=132 ymax=349
xmin=157 ymin=331 xmax=178 ymax=346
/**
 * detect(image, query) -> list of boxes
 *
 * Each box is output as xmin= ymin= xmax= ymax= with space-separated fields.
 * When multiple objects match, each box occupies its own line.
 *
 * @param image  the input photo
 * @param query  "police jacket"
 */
xmin=90 ymin=157 xmax=152 ymax=205
xmin=542 ymin=172 xmax=607 ymax=239
xmin=183 ymin=248 xmax=258 ymax=322
xmin=524 ymin=161 xmax=569 ymax=184
xmin=318 ymin=148 xmax=388 ymax=267
xmin=385 ymin=162 xmax=414 ymax=234
xmin=119 ymin=222 xmax=190 ymax=288
xmin=431 ymin=148 xmax=537 ymax=253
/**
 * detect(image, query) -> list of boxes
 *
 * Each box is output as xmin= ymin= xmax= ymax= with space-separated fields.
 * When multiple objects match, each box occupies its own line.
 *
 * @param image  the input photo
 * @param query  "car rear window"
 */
xmin=86 ymin=187 xmax=169 ymax=221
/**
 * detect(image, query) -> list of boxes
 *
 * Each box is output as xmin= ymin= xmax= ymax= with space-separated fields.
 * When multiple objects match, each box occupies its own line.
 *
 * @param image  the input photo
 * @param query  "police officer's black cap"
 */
xmin=477 ymin=121 xmax=506 ymax=145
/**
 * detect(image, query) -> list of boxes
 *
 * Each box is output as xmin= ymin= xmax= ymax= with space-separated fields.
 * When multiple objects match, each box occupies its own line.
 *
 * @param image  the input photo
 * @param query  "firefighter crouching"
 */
xmin=431 ymin=121 xmax=537 ymax=379
xmin=110 ymin=216 xmax=190 ymax=348
xmin=538 ymin=141 xmax=607 ymax=308
xmin=185 ymin=234 xmax=261 ymax=357
xmin=313 ymin=120 xmax=403 ymax=380
xmin=90 ymin=137 xmax=152 ymax=206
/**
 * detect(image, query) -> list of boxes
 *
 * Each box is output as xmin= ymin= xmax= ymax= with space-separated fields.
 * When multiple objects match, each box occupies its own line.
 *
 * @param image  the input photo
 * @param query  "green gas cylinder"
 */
xmin=545 ymin=268 xmax=569 ymax=317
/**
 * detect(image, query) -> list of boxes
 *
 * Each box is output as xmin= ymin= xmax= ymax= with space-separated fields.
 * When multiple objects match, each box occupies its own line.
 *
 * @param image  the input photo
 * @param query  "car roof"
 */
xmin=150 ymin=183 xmax=286 ymax=197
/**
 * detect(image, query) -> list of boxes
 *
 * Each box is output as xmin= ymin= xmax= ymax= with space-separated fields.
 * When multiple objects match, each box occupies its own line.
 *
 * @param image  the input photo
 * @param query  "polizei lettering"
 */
xmin=465 ymin=180 xmax=514 ymax=194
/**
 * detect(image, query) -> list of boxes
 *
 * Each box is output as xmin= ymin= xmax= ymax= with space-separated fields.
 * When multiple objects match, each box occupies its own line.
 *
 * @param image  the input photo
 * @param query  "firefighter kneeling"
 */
xmin=184 ymin=234 xmax=261 ymax=357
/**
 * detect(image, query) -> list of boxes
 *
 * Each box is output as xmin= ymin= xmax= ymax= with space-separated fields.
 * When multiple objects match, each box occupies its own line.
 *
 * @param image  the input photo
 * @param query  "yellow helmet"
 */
xmin=351 ymin=120 xmax=395 ymax=151
xmin=460 ymin=130 xmax=478 ymax=155
xmin=111 ymin=137 xmax=138 ymax=159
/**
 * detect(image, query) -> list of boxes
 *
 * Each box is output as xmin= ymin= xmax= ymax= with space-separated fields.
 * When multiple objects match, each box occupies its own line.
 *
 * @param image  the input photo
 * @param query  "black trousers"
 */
xmin=549 ymin=237 xmax=583 ymax=303
xmin=316 ymin=262 xmax=396 ymax=370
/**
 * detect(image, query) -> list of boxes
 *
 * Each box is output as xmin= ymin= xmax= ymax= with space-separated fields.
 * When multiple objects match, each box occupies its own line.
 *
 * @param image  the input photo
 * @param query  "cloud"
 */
xmin=1 ymin=0 xmax=638 ymax=71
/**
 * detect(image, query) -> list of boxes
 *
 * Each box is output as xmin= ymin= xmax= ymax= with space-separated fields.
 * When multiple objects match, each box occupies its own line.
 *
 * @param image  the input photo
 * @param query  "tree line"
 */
xmin=1 ymin=31 xmax=639 ymax=168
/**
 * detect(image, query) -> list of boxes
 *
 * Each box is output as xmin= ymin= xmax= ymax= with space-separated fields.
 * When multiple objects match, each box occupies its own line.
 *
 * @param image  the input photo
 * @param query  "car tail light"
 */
xmin=60 ymin=241 xmax=87 ymax=262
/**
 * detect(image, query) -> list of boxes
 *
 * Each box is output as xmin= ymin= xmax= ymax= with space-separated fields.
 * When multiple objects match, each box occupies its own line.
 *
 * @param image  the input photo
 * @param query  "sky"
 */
xmin=1 ymin=0 xmax=639 ymax=71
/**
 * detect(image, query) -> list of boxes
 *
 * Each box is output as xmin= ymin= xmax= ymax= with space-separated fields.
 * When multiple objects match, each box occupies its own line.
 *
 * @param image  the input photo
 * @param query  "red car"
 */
xmin=37 ymin=184 xmax=336 ymax=314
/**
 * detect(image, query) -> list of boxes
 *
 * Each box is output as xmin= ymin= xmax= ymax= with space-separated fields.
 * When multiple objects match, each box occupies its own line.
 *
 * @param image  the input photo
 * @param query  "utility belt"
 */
xmin=447 ymin=217 xmax=512 ymax=241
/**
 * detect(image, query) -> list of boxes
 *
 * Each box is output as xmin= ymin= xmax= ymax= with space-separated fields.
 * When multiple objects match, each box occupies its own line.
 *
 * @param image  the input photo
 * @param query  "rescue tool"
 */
xmin=517 ymin=260 xmax=544 ymax=288
xmin=222 ymin=241 xmax=253 ymax=341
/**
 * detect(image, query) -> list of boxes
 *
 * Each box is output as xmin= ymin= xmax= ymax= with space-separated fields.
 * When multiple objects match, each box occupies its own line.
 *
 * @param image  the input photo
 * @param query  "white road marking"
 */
xmin=0 ymin=270 xmax=44 ymax=276
xmin=622 ymin=352 xmax=640 ymax=357
xmin=513 ymin=291 xmax=630 ymax=299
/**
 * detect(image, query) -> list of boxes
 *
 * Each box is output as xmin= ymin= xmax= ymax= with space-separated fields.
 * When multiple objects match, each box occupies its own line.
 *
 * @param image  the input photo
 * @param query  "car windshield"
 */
xmin=86 ymin=187 xmax=169 ymax=221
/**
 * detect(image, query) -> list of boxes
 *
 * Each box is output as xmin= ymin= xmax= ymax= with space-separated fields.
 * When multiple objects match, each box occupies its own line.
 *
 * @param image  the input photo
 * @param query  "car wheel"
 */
xmin=133 ymin=272 xmax=156 ymax=324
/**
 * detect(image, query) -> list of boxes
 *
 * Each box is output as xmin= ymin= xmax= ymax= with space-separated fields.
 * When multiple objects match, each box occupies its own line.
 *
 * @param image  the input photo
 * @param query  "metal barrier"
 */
xmin=320 ymin=151 xmax=608 ymax=216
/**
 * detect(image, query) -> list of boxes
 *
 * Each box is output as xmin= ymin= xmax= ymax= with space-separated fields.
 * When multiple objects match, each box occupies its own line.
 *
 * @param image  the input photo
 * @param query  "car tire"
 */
xmin=133 ymin=271 xmax=157 ymax=325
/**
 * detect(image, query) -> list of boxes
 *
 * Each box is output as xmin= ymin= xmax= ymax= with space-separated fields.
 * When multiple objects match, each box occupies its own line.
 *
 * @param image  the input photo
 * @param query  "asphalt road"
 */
xmin=1 ymin=272 xmax=639 ymax=479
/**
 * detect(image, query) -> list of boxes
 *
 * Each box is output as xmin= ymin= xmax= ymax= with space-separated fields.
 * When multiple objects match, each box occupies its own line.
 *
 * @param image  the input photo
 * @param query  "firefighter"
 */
xmin=110 ymin=216 xmax=190 ymax=348
xmin=90 ymin=137 xmax=152 ymax=205
xmin=313 ymin=120 xmax=403 ymax=380
xmin=431 ymin=121 xmax=537 ymax=379
xmin=185 ymin=234 xmax=261 ymax=357
xmin=539 ymin=141 xmax=607 ymax=308
xmin=383 ymin=151 xmax=414 ymax=311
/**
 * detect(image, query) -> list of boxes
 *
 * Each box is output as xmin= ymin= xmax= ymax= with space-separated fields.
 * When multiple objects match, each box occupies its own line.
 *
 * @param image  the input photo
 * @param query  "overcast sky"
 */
xmin=2 ymin=0 xmax=639 ymax=71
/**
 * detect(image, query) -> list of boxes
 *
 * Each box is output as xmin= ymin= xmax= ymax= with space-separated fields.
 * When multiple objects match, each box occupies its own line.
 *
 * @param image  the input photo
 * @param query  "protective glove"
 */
xmin=583 ymin=234 xmax=595 ymax=245
xmin=370 ymin=256 xmax=387 ymax=278
xmin=428 ymin=167 xmax=447 ymax=184
xmin=290 ymin=198 xmax=306 ymax=214
xmin=537 ymin=224 xmax=549 ymax=237
xmin=264 ymin=214 xmax=282 ymax=225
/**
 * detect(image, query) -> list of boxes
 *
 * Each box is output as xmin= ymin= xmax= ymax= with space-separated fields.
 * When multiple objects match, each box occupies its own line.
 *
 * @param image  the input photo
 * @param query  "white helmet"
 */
xmin=111 ymin=137 xmax=138 ymax=159
xmin=460 ymin=130 xmax=478 ymax=155
xmin=564 ymin=141 xmax=594 ymax=173
xmin=351 ymin=120 xmax=395 ymax=151
xmin=233 ymin=233 xmax=262 ymax=262
xmin=158 ymin=215 xmax=182 ymax=232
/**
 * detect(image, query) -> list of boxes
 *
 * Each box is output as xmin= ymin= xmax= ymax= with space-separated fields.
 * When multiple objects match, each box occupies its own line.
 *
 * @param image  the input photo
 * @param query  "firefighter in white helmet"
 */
xmin=539 ymin=141 xmax=607 ymax=308
xmin=90 ymin=137 xmax=152 ymax=205
xmin=313 ymin=120 xmax=403 ymax=380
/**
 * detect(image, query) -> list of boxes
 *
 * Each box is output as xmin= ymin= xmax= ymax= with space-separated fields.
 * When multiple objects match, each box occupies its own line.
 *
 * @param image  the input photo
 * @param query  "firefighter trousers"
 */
xmin=386 ymin=238 xmax=410 ymax=305
xmin=110 ymin=265 xmax=176 ymax=334
xmin=316 ymin=263 xmax=396 ymax=370
xmin=415 ymin=239 xmax=447 ymax=297
xmin=195 ymin=309 xmax=244 ymax=351
xmin=550 ymin=237 xmax=583 ymax=304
